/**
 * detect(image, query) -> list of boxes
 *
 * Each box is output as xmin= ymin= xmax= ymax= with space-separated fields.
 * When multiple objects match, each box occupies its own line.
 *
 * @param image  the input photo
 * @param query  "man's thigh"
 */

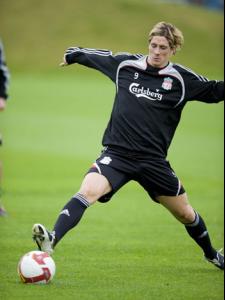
xmin=79 ymin=172 xmax=112 ymax=204
xmin=86 ymin=152 xmax=132 ymax=203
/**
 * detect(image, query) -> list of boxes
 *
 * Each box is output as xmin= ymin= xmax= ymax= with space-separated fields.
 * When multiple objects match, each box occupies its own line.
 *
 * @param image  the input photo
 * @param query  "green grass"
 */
xmin=0 ymin=72 xmax=224 ymax=300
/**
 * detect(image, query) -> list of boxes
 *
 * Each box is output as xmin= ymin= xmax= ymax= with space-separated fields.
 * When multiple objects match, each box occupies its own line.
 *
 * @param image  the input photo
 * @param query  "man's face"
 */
xmin=148 ymin=36 xmax=174 ymax=68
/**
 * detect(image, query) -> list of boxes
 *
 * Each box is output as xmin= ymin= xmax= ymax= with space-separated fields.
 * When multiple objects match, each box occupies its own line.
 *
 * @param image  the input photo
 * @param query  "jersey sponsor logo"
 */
xmin=100 ymin=156 xmax=112 ymax=165
xmin=162 ymin=77 xmax=173 ymax=90
xmin=129 ymin=83 xmax=163 ymax=101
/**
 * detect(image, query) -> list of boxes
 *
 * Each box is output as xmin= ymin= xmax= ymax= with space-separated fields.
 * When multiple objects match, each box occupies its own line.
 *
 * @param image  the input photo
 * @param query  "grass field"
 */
xmin=0 ymin=70 xmax=224 ymax=300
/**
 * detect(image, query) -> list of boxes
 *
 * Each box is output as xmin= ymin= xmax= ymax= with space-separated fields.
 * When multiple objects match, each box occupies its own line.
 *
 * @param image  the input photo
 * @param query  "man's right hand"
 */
xmin=59 ymin=57 xmax=68 ymax=67
xmin=0 ymin=97 xmax=6 ymax=111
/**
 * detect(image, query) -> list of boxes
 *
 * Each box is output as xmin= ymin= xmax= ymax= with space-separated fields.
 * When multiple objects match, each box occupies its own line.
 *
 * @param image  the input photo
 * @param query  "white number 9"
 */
xmin=134 ymin=72 xmax=139 ymax=80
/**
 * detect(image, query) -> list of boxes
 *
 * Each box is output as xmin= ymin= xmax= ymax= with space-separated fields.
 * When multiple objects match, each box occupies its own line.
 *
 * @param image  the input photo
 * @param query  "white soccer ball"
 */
xmin=18 ymin=251 xmax=56 ymax=284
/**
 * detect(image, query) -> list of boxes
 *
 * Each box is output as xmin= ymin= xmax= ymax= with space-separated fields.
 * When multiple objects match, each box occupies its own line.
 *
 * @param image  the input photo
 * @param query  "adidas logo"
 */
xmin=60 ymin=209 xmax=70 ymax=217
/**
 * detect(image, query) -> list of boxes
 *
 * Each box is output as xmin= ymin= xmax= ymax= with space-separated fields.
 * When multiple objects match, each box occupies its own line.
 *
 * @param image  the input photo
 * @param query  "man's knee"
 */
xmin=157 ymin=193 xmax=196 ymax=224
xmin=78 ymin=173 xmax=112 ymax=204
xmin=78 ymin=187 xmax=100 ymax=204
xmin=175 ymin=207 xmax=195 ymax=224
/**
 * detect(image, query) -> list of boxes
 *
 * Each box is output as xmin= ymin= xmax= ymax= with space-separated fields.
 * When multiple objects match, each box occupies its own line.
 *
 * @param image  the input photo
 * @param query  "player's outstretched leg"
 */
xmin=32 ymin=193 xmax=90 ymax=254
xmin=32 ymin=173 xmax=112 ymax=254
xmin=157 ymin=193 xmax=224 ymax=271
xmin=185 ymin=212 xmax=224 ymax=270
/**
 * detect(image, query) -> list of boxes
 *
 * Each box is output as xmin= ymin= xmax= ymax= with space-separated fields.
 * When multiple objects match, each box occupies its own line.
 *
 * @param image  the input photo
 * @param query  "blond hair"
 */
xmin=149 ymin=22 xmax=184 ymax=52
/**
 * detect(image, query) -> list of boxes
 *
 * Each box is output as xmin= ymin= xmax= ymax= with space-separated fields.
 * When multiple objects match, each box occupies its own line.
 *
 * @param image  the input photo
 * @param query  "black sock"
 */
xmin=185 ymin=212 xmax=217 ymax=259
xmin=52 ymin=193 xmax=90 ymax=247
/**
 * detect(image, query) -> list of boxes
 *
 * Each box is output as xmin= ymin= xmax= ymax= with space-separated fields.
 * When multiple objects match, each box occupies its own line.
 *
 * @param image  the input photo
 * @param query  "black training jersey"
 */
xmin=65 ymin=47 xmax=224 ymax=158
xmin=0 ymin=40 xmax=9 ymax=99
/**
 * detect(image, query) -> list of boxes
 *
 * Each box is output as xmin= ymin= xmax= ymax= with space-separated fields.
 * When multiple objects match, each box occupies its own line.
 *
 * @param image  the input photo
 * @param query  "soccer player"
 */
xmin=0 ymin=39 xmax=10 ymax=217
xmin=32 ymin=22 xmax=224 ymax=270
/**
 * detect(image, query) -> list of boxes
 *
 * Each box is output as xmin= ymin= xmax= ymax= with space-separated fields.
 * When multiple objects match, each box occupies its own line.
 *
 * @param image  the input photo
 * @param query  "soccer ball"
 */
xmin=18 ymin=251 xmax=56 ymax=284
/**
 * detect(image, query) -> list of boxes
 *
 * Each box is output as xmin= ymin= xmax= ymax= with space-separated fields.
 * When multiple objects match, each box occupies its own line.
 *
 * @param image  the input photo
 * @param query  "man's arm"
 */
xmin=186 ymin=77 xmax=224 ymax=103
xmin=60 ymin=47 xmax=143 ymax=82
xmin=177 ymin=65 xmax=224 ymax=103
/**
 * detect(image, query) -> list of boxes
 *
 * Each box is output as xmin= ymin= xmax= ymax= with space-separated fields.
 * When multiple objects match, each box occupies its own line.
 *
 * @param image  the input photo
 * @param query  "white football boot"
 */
xmin=32 ymin=223 xmax=54 ymax=255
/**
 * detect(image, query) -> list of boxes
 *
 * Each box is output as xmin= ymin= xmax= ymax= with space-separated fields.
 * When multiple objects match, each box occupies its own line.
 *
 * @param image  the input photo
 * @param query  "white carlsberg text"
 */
xmin=129 ymin=83 xmax=163 ymax=101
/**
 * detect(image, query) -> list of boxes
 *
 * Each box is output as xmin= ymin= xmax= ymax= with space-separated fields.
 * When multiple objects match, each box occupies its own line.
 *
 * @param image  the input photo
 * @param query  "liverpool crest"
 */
xmin=162 ymin=77 xmax=173 ymax=90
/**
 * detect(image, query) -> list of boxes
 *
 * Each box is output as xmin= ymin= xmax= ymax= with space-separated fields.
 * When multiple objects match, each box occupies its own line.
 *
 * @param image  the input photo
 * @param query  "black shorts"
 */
xmin=87 ymin=147 xmax=185 ymax=203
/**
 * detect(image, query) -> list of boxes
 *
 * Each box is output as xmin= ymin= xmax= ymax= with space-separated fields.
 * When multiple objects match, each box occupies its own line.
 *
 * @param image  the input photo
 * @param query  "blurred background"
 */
xmin=0 ymin=0 xmax=224 ymax=73
xmin=157 ymin=0 xmax=223 ymax=10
